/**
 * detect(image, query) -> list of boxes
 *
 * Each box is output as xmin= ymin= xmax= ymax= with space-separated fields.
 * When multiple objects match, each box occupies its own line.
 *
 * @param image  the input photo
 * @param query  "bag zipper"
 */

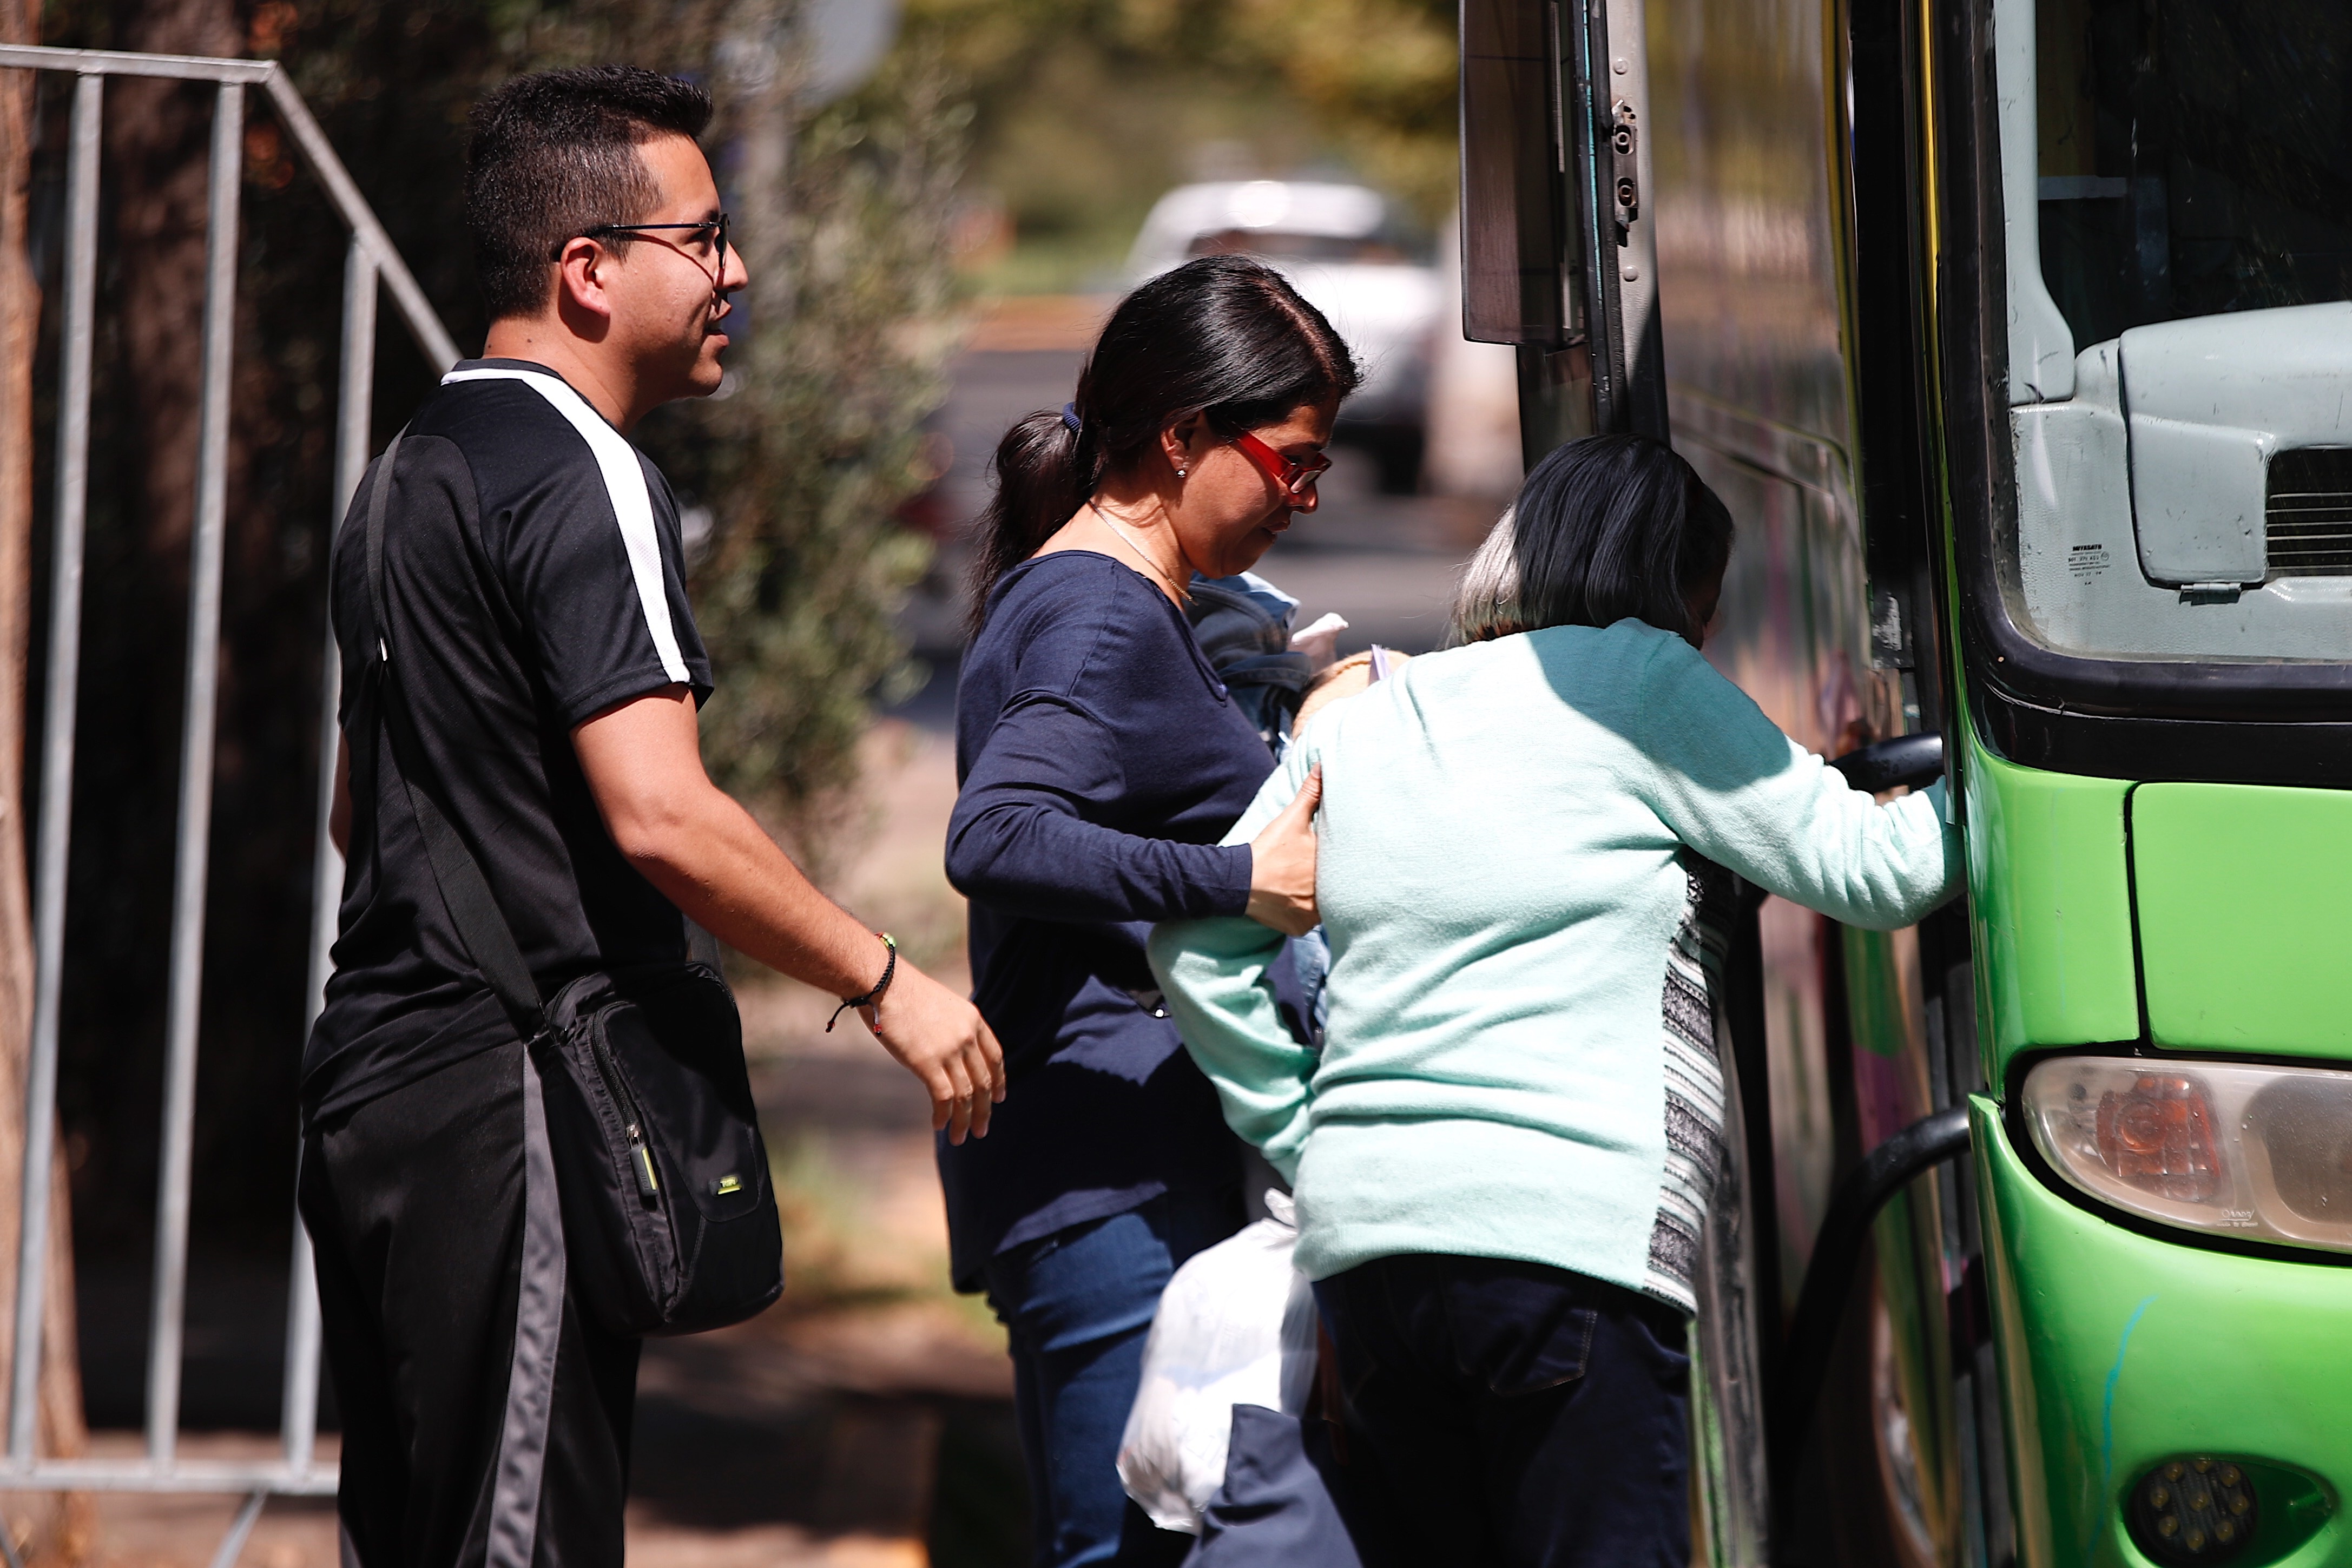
xmin=584 ymin=1029 xmax=660 ymax=1200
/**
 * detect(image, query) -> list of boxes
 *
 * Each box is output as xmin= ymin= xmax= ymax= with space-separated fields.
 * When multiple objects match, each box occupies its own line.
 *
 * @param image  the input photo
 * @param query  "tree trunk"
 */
xmin=0 ymin=1 xmax=94 ymax=1559
xmin=108 ymin=0 xmax=242 ymax=561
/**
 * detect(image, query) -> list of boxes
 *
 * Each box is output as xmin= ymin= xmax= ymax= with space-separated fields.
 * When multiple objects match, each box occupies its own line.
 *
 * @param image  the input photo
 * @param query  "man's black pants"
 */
xmin=301 ymin=1040 xmax=640 ymax=1567
xmin=1312 ymin=1254 xmax=1691 ymax=1568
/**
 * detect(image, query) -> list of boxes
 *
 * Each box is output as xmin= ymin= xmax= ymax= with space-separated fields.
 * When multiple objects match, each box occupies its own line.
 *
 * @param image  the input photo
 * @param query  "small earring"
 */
xmin=1176 ymin=466 xmax=1188 ymax=479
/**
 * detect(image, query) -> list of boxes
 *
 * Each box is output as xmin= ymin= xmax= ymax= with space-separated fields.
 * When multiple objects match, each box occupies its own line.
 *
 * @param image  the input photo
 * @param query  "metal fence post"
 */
xmin=8 ymin=69 xmax=102 ymax=1471
xmin=261 ymin=76 xmax=458 ymax=372
xmin=279 ymin=233 xmax=379 ymax=1478
xmin=146 ymin=78 xmax=245 ymax=1466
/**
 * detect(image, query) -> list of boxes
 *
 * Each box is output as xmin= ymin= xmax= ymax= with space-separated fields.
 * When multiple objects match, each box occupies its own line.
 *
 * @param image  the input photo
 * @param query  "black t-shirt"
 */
xmin=303 ymin=359 xmax=714 ymax=1122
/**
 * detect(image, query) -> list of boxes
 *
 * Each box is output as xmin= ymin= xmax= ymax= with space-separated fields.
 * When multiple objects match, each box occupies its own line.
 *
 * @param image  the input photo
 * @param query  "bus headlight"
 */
xmin=2021 ymin=1056 xmax=2352 ymax=1253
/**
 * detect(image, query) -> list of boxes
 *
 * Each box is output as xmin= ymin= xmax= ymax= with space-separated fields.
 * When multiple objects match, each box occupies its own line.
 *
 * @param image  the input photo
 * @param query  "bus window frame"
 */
xmin=1932 ymin=0 xmax=2352 ymax=785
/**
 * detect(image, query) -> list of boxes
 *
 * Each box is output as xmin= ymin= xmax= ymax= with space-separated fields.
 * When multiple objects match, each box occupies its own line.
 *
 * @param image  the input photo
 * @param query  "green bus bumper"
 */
xmin=1973 ymin=1096 xmax=2352 ymax=1568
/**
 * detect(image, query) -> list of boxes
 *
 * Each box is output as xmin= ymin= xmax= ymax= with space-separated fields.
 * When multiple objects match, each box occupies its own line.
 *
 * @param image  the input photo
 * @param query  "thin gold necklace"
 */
xmin=1088 ymin=502 xmax=1188 ymax=601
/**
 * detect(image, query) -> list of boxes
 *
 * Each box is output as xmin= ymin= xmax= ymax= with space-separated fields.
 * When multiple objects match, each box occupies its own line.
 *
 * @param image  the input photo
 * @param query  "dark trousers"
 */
xmin=1312 ymin=1255 xmax=1690 ymax=1568
xmin=301 ymin=1041 xmax=641 ymax=1567
xmin=981 ymin=1189 xmax=1241 ymax=1568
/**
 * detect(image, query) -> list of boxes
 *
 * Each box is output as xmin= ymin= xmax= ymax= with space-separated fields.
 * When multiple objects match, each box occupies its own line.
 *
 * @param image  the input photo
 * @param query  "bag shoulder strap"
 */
xmin=363 ymin=432 xmax=549 ymax=1040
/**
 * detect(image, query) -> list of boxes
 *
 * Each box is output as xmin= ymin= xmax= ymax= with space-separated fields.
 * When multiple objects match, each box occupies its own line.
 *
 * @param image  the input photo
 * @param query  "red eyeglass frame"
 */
xmin=1230 ymin=430 xmax=1333 ymax=498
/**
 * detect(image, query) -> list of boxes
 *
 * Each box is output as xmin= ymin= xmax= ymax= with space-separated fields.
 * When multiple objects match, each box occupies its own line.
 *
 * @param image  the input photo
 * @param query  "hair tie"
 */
xmin=1060 ymin=402 xmax=1082 ymax=434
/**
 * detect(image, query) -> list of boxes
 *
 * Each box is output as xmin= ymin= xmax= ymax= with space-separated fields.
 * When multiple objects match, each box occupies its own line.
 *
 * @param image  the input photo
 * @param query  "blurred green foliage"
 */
xmin=642 ymin=40 xmax=967 ymax=828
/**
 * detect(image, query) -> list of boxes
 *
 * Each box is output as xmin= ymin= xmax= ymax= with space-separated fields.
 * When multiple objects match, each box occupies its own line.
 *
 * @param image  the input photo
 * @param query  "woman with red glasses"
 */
xmin=944 ymin=254 xmax=1357 ymax=1566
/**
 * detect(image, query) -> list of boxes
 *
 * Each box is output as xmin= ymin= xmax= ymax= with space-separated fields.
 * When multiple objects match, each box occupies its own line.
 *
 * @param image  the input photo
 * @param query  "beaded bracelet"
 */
xmin=826 ymin=932 xmax=898 ymax=1032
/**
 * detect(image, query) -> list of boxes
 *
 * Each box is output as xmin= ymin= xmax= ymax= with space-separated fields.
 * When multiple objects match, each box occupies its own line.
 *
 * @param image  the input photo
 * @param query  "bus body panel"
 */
xmin=1647 ymin=0 xmax=1854 ymax=451
xmin=1961 ymin=739 xmax=2138 ymax=1079
xmin=2133 ymin=785 xmax=2352 ymax=1058
xmin=1973 ymin=1097 xmax=2351 ymax=1568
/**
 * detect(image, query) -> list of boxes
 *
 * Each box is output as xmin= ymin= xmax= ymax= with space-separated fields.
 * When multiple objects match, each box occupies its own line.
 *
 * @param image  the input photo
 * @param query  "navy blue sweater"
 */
xmin=942 ymin=550 xmax=1273 ymax=1287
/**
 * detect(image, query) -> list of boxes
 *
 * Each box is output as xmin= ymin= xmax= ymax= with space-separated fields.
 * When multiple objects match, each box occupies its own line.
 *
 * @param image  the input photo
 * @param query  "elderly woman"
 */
xmin=1147 ymin=434 xmax=1960 ymax=1568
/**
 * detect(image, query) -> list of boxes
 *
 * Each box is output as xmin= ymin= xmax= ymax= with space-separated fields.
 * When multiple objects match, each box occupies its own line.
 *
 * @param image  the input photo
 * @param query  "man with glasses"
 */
xmin=302 ymin=65 xmax=1003 ymax=1566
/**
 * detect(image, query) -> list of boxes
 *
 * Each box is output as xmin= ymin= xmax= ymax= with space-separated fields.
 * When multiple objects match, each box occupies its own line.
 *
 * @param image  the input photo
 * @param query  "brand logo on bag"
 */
xmin=713 ymin=1174 xmax=742 ymax=1196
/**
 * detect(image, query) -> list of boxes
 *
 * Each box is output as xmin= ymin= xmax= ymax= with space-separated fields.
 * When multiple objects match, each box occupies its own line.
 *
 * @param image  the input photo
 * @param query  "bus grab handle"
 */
xmin=1827 ymin=730 xmax=1943 ymax=794
xmin=1767 ymin=1104 xmax=1971 ymax=1493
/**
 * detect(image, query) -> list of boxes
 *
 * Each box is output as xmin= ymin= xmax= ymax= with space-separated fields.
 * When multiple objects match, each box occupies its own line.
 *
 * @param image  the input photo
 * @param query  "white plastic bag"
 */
xmin=1117 ymin=1190 xmax=1320 ymax=1534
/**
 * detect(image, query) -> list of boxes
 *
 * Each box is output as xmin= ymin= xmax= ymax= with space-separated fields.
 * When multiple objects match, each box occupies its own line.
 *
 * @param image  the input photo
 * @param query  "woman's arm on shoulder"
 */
xmin=1148 ymin=748 xmax=1321 ymax=1176
xmin=1633 ymin=642 xmax=1960 ymax=931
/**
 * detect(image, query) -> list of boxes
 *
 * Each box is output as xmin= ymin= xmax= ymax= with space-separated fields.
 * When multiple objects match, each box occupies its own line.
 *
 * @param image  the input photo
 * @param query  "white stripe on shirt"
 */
xmin=440 ymin=367 xmax=690 ymax=685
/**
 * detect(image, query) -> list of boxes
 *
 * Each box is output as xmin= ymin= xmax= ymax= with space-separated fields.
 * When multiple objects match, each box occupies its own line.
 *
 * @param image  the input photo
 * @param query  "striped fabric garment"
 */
xmin=1644 ymin=854 xmax=1737 ymax=1313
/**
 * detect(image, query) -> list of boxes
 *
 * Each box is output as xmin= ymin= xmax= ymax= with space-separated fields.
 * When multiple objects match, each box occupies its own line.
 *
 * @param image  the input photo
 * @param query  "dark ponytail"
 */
xmin=966 ymin=254 xmax=1361 ymax=632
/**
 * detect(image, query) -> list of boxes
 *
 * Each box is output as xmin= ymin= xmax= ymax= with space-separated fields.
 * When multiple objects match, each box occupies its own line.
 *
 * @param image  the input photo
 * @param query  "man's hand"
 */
xmin=573 ymin=688 xmax=1006 ymax=1139
xmin=1244 ymin=766 xmax=1322 ymax=937
xmin=862 ymin=961 xmax=1007 ymax=1143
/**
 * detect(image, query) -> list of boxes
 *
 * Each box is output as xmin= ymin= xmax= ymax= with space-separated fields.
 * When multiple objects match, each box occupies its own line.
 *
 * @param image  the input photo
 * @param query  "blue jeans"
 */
xmin=1313 ymin=1255 xmax=1691 ymax=1568
xmin=984 ymin=1189 xmax=1241 ymax=1567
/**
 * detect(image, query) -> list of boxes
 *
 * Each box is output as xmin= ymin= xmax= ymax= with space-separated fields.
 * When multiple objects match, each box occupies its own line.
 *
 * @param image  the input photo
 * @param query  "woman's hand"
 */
xmin=1245 ymin=766 xmax=1323 ymax=937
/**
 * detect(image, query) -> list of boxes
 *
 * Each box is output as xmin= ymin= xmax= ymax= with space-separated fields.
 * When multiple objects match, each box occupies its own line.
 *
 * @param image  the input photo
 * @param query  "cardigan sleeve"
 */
xmin=1148 ymin=747 xmax=1321 ymax=1180
xmin=1632 ymin=640 xmax=1960 ymax=932
xmin=947 ymin=691 xmax=1255 ymax=924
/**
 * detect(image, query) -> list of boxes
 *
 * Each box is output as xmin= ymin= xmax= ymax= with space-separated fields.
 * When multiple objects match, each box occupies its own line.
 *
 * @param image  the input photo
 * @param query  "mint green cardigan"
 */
xmin=1146 ymin=620 xmax=1960 ymax=1308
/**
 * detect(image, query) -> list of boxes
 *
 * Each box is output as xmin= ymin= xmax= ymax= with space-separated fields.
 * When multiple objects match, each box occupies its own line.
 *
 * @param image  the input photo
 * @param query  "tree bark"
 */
xmin=1 ymin=1 xmax=94 ymax=1559
xmin=108 ymin=0 xmax=242 ymax=560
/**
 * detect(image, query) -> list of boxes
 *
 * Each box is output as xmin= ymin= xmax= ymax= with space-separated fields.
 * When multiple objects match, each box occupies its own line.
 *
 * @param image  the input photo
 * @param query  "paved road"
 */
xmin=894 ymin=344 xmax=1502 ymax=727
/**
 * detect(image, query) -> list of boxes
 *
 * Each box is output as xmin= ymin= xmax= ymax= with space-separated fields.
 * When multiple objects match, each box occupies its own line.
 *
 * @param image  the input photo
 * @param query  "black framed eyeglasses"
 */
xmin=554 ymin=213 xmax=731 ymax=284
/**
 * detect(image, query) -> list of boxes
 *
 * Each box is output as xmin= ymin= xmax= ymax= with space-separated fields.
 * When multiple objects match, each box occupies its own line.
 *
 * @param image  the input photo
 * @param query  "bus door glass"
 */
xmin=1459 ymin=0 xmax=1666 ymax=446
xmin=1993 ymin=0 xmax=2352 ymax=661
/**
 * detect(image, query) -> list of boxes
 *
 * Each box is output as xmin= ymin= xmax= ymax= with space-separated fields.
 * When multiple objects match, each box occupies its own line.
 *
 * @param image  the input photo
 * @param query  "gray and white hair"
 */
xmin=1446 ymin=435 xmax=1734 ymax=649
xmin=1449 ymin=507 xmax=1526 ymax=645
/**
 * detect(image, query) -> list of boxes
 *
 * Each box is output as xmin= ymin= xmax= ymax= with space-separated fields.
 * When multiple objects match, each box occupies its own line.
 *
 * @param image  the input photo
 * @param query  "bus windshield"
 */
xmin=1998 ymin=0 xmax=2352 ymax=662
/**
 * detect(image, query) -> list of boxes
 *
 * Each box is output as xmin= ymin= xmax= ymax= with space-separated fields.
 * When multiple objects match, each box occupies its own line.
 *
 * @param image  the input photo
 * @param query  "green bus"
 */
xmin=1459 ymin=0 xmax=2352 ymax=1564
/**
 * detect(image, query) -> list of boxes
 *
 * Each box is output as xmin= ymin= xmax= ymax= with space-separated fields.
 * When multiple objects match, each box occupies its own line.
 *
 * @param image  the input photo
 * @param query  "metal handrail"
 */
xmin=0 ymin=43 xmax=462 ymax=1558
xmin=1765 ymin=1106 xmax=1972 ymax=1513
xmin=0 ymin=45 xmax=458 ymax=369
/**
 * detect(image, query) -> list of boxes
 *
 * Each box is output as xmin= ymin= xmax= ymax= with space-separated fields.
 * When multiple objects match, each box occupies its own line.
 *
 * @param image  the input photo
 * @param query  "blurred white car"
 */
xmin=1126 ymin=180 xmax=1442 ymax=492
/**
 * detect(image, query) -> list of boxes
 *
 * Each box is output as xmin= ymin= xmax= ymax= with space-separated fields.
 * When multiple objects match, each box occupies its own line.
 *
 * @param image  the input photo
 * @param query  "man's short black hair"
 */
xmin=466 ymin=65 xmax=714 ymax=322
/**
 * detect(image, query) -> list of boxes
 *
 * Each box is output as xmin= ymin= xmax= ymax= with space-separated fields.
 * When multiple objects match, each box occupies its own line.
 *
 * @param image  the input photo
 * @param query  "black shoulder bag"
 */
xmin=360 ymin=431 xmax=783 ymax=1338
